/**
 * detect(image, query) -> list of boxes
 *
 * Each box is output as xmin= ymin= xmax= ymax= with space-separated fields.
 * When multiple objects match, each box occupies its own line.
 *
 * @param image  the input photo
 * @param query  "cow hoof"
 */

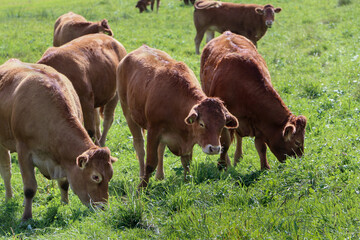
xmin=217 ymin=162 xmax=227 ymax=171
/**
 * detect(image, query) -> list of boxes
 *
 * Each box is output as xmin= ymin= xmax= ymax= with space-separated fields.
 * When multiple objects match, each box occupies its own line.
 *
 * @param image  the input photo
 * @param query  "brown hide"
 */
xmin=136 ymin=0 xmax=160 ymax=13
xmin=38 ymin=34 xmax=127 ymax=147
xmin=0 ymin=59 xmax=116 ymax=220
xmin=117 ymin=45 xmax=238 ymax=188
xmin=53 ymin=12 xmax=113 ymax=47
xmin=193 ymin=1 xmax=281 ymax=54
xmin=200 ymin=32 xmax=306 ymax=170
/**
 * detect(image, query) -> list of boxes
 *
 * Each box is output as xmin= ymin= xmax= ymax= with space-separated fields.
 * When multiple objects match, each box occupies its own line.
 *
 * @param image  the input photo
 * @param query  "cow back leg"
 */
xmin=150 ymin=0 xmax=155 ymax=11
xmin=255 ymin=137 xmax=270 ymax=170
xmin=205 ymin=31 xmax=215 ymax=43
xmin=17 ymin=142 xmax=37 ymax=220
xmin=94 ymin=108 xmax=102 ymax=141
xmin=0 ymin=145 xmax=13 ymax=200
xmin=155 ymin=142 xmax=166 ymax=180
xmin=99 ymin=93 xmax=118 ymax=147
xmin=218 ymin=128 xmax=231 ymax=170
xmin=194 ymin=29 xmax=206 ymax=55
xmin=180 ymin=152 xmax=192 ymax=182
xmin=156 ymin=0 xmax=160 ymax=12
xmin=139 ymin=128 xmax=160 ymax=188
xmin=233 ymin=132 xmax=243 ymax=166
xmin=57 ymin=178 xmax=69 ymax=204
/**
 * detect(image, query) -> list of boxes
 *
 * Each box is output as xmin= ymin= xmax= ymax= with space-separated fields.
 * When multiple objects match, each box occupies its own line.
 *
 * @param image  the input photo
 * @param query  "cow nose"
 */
xmin=203 ymin=144 xmax=221 ymax=155
xmin=266 ymin=20 xmax=273 ymax=27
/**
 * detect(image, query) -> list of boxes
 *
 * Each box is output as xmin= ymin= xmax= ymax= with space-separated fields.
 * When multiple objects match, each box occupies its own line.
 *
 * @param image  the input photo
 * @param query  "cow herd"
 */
xmin=0 ymin=1 xmax=307 ymax=221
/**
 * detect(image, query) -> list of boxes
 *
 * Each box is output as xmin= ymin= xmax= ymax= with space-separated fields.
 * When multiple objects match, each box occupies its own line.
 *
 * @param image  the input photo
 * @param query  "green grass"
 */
xmin=0 ymin=0 xmax=360 ymax=238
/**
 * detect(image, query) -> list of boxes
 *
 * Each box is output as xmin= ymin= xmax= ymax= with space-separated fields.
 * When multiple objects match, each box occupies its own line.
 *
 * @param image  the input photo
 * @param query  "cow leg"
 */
xmin=205 ymin=31 xmax=215 ymax=43
xmin=17 ymin=143 xmax=37 ymax=220
xmin=139 ymin=128 xmax=160 ymax=188
xmin=194 ymin=29 xmax=206 ymax=55
xmin=57 ymin=178 xmax=69 ymax=204
xmin=99 ymin=93 xmax=118 ymax=147
xmin=218 ymin=128 xmax=231 ymax=170
xmin=184 ymin=0 xmax=189 ymax=4
xmin=156 ymin=0 xmax=160 ymax=12
xmin=94 ymin=108 xmax=102 ymax=141
xmin=0 ymin=145 xmax=13 ymax=200
xmin=150 ymin=0 xmax=155 ymax=11
xmin=155 ymin=142 xmax=166 ymax=180
xmin=255 ymin=137 xmax=270 ymax=170
xmin=233 ymin=132 xmax=243 ymax=167
xmin=180 ymin=153 xmax=192 ymax=181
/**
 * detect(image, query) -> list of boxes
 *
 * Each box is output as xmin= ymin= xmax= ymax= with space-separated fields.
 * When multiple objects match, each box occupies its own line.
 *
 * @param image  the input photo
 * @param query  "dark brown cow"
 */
xmin=38 ymin=34 xmax=127 ymax=147
xmin=136 ymin=0 xmax=160 ymax=13
xmin=193 ymin=1 xmax=281 ymax=54
xmin=0 ymin=59 xmax=117 ymax=220
xmin=53 ymin=12 xmax=113 ymax=47
xmin=200 ymin=32 xmax=306 ymax=170
xmin=117 ymin=45 xmax=238 ymax=188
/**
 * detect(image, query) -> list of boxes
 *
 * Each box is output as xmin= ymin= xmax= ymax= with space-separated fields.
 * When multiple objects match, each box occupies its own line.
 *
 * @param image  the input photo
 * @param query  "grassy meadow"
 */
xmin=0 ymin=0 xmax=360 ymax=238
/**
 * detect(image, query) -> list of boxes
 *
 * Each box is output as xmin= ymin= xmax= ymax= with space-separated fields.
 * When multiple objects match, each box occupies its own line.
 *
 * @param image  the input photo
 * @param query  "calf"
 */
xmin=136 ymin=0 xmax=160 ymax=13
xmin=0 ymin=59 xmax=117 ymax=220
xmin=117 ymin=45 xmax=238 ymax=188
xmin=53 ymin=12 xmax=113 ymax=46
xmin=38 ymin=34 xmax=127 ymax=147
xmin=200 ymin=32 xmax=306 ymax=170
xmin=193 ymin=1 xmax=281 ymax=54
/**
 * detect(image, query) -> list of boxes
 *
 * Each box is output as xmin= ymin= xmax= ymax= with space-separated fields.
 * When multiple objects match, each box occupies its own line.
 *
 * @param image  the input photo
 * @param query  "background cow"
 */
xmin=38 ymin=34 xmax=127 ymax=147
xmin=0 ymin=59 xmax=117 ymax=220
xmin=53 ymin=12 xmax=113 ymax=46
xmin=193 ymin=1 xmax=281 ymax=54
xmin=136 ymin=0 xmax=160 ymax=13
xmin=200 ymin=32 xmax=306 ymax=170
xmin=117 ymin=45 xmax=238 ymax=188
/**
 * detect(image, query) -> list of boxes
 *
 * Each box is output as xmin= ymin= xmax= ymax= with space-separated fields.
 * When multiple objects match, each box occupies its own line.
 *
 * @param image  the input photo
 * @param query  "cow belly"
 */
xmin=32 ymin=152 xmax=66 ymax=179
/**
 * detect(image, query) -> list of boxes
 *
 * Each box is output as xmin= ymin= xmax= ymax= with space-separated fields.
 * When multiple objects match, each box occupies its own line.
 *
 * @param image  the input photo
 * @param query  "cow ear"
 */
xmin=274 ymin=7 xmax=282 ymax=13
xmin=225 ymin=112 xmax=239 ymax=129
xmin=101 ymin=19 xmax=109 ymax=28
xmin=185 ymin=107 xmax=198 ymax=125
xmin=296 ymin=115 xmax=307 ymax=129
xmin=283 ymin=123 xmax=296 ymax=142
xmin=110 ymin=156 xmax=118 ymax=164
xmin=77 ymin=155 xmax=88 ymax=169
xmin=255 ymin=7 xmax=264 ymax=15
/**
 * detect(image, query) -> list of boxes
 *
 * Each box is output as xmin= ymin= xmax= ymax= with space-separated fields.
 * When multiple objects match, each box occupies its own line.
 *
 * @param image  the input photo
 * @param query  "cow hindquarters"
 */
xmin=99 ymin=93 xmax=118 ymax=147
xmin=0 ymin=145 xmax=13 ymax=200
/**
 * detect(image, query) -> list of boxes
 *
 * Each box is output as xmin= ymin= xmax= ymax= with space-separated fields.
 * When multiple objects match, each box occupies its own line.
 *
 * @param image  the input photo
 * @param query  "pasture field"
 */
xmin=0 ymin=0 xmax=359 ymax=238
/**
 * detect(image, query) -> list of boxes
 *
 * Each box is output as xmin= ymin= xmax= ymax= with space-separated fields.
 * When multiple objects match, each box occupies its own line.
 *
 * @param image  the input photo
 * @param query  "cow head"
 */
xmin=136 ymin=0 xmax=148 ymax=13
xmin=185 ymin=98 xmax=238 ymax=155
xmin=99 ymin=19 xmax=113 ymax=36
xmin=255 ymin=4 xmax=282 ymax=28
xmin=268 ymin=115 xmax=307 ymax=162
xmin=69 ymin=146 xmax=117 ymax=208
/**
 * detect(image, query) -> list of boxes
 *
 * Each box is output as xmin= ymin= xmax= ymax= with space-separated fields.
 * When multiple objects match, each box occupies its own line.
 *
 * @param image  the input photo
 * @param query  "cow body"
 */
xmin=200 ymin=32 xmax=306 ymax=169
xmin=0 ymin=59 xmax=116 ymax=220
xmin=53 ymin=12 xmax=113 ymax=46
xmin=117 ymin=45 xmax=238 ymax=188
xmin=193 ymin=1 xmax=281 ymax=54
xmin=136 ymin=0 xmax=160 ymax=13
xmin=38 ymin=34 xmax=127 ymax=146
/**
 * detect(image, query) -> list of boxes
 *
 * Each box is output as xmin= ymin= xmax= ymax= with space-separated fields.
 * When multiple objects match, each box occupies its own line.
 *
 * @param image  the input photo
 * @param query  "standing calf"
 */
xmin=193 ymin=1 xmax=281 ymax=54
xmin=136 ymin=0 xmax=160 ymax=13
xmin=200 ymin=32 xmax=306 ymax=170
xmin=117 ymin=45 xmax=238 ymax=188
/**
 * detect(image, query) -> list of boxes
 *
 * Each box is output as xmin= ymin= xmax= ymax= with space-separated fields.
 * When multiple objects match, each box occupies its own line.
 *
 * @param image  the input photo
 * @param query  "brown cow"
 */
xmin=136 ymin=0 xmax=160 ymax=13
xmin=200 ymin=32 xmax=306 ymax=170
xmin=53 ymin=12 xmax=113 ymax=47
xmin=38 ymin=34 xmax=127 ymax=147
xmin=117 ymin=45 xmax=238 ymax=188
xmin=193 ymin=1 xmax=282 ymax=54
xmin=0 ymin=59 xmax=117 ymax=220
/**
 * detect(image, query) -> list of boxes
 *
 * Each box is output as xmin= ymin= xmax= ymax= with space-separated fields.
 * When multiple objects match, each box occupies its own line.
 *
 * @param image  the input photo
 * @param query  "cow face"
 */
xmin=268 ymin=115 xmax=307 ymax=162
xmin=70 ymin=147 xmax=117 ymax=208
xmin=136 ymin=0 xmax=149 ymax=13
xmin=185 ymin=98 xmax=238 ymax=155
xmin=255 ymin=5 xmax=282 ymax=28
xmin=99 ymin=19 xmax=113 ymax=36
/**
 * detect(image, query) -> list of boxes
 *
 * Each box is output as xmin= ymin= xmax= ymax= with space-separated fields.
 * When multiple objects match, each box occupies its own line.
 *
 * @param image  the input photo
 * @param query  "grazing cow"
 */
xmin=53 ymin=12 xmax=113 ymax=47
xmin=38 ymin=34 xmax=127 ymax=147
xmin=117 ymin=45 xmax=238 ymax=188
xmin=193 ymin=1 xmax=282 ymax=54
xmin=200 ymin=32 xmax=306 ymax=170
xmin=136 ymin=0 xmax=160 ymax=13
xmin=0 ymin=59 xmax=117 ymax=220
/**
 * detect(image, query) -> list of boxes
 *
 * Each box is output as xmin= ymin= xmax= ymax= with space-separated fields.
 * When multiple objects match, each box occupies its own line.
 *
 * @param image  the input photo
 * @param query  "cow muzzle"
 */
xmin=202 ymin=144 xmax=221 ymax=155
xmin=265 ymin=20 xmax=273 ymax=28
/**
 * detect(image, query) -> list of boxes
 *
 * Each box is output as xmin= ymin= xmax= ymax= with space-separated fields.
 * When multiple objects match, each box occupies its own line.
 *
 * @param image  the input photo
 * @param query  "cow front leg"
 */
xmin=80 ymin=95 xmax=97 ymax=144
xmin=180 ymin=152 xmax=192 ymax=181
xmin=17 ymin=143 xmax=37 ymax=220
xmin=57 ymin=178 xmax=69 ymax=204
xmin=218 ymin=128 xmax=231 ymax=170
xmin=233 ymin=132 xmax=243 ymax=166
xmin=0 ymin=145 xmax=13 ymax=200
xmin=99 ymin=93 xmax=118 ymax=147
xmin=155 ymin=142 xmax=166 ymax=180
xmin=94 ymin=108 xmax=102 ymax=141
xmin=255 ymin=137 xmax=270 ymax=170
